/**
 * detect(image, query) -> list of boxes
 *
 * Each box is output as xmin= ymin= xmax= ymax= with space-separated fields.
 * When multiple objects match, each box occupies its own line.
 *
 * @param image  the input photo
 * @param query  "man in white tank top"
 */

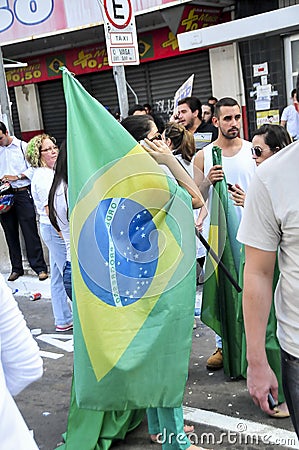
xmin=193 ymin=97 xmax=256 ymax=371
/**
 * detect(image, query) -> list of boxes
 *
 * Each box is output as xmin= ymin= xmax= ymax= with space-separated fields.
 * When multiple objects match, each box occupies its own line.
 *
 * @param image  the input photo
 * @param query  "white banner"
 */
xmin=173 ymin=74 xmax=194 ymax=114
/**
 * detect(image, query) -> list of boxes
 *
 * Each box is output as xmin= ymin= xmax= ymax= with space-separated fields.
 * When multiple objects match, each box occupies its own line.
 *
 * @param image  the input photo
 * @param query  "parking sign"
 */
xmin=101 ymin=0 xmax=140 ymax=66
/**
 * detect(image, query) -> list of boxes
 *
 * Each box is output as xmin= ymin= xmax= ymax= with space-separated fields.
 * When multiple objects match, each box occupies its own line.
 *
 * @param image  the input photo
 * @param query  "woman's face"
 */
xmin=251 ymin=134 xmax=274 ymax=166
xmin=40 ymin=138 xmax=59 ymax=169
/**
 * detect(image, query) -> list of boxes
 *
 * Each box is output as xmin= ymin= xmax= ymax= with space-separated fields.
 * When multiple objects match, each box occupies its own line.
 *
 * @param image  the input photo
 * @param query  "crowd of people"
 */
xmin=0 ymin=84 xmax=299 ymax=449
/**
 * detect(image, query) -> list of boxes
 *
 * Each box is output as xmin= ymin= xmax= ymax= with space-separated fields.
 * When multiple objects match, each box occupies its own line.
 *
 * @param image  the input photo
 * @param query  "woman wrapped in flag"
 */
xmin=122 ymin=114 xmax=207 ymax=450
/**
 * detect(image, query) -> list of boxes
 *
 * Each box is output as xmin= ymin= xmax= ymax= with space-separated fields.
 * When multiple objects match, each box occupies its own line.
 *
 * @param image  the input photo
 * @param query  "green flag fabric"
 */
xmin=201 ymin=146 xmax=242 ymax=378
xmin=61 ymin=67 xmax=196 ymax=411
xmin=238 ymin=253 xmax=285 ymax=402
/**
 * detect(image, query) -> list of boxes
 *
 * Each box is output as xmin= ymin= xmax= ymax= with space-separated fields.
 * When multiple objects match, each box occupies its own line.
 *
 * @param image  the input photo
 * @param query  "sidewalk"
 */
xmin=4 ymin=272 xmax=51 ymax=299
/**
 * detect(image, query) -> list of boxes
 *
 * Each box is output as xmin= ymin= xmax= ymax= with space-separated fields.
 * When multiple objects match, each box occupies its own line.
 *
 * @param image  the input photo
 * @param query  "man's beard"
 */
xmin=185 ymin=117 xmax=195 ymax=130
xmin=220 ymin=126 xmax=239 ymax=140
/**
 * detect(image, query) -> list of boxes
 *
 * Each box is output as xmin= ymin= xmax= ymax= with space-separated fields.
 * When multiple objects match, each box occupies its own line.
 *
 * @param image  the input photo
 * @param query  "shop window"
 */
xmin=284 ymin=33 xmax=299 ymax=100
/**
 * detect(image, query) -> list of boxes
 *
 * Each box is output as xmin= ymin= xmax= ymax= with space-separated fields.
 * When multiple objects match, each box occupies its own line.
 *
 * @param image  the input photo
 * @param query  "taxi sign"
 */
xmin=101 ymin=0 xmax=140 ymax=66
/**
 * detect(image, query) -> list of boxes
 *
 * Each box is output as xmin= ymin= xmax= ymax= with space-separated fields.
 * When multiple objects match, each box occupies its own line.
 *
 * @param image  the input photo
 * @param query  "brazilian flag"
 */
xmin=201 ymin=146 xmax=242 ymax=378
xmin=61 ymin=67 xmax=196 ymax=411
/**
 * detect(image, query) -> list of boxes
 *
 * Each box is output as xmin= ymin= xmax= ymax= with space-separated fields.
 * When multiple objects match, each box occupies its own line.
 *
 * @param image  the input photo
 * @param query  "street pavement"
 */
xmin=5 ymin=273 xmax=299 ymax=450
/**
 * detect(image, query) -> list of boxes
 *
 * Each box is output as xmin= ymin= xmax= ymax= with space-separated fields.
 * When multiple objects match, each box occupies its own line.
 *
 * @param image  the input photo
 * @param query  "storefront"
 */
xmin=176 ymin=0 xmax=299 ymax=137
xmin=4 ymin=2 xmax=232 ymax=141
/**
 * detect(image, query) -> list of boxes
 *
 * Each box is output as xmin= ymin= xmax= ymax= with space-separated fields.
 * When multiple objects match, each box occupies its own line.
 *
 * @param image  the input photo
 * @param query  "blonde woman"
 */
xmin=26 ymin=134 xmax=72 ymax=332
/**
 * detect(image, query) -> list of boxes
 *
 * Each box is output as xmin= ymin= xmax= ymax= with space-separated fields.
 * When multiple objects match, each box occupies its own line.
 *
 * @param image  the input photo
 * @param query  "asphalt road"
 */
xmin=14 ymin=292 xmax=298 ymax=450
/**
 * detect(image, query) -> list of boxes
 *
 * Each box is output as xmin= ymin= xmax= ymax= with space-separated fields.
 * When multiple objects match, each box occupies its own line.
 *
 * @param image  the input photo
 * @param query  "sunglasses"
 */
xmin=147 ymin=133 xmax=162 ymax=142
xmin=251 ymin=146 xmax=264 ymax=157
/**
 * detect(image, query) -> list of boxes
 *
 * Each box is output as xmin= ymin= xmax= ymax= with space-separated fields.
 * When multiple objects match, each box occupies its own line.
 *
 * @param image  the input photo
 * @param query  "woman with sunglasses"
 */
xmin=26 ymin=135 xmax=73 ymax=333
xmin=233 ymin=124 xmax=292 ymax=419
xmin=121 ymin=115 xmax=206 ymax=450
xmin=228 ymin=124 xmax=291 ymax=207
xmin=121 ymin=115 xmax=203 ymax=209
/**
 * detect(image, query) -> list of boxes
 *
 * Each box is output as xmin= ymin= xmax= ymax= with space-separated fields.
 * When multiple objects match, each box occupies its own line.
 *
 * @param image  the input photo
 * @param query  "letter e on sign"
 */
xmin=103 ymin=0 xmax=132 ymax=29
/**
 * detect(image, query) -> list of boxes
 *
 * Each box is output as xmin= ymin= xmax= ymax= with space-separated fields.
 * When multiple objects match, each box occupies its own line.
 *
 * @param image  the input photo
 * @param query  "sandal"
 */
xmin=150 ymin=425 xmax=195 ymax=444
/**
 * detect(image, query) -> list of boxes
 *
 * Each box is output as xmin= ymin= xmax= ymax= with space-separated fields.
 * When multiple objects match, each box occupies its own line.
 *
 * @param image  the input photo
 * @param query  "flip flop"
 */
xmin=272 ymin=408 xmax=291 ymax=418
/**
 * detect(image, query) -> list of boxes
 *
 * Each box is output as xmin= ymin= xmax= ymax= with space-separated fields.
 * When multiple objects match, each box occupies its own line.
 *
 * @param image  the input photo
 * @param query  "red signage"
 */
xmin=6 ymin=6 xmax=230 ymax=88
xmin=0 ymin=0 xmax=175 ymax=46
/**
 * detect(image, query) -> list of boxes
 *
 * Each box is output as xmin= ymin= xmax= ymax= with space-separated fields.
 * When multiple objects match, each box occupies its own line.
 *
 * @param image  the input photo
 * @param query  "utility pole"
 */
xmin=0 ymin=46 xmax=14 ymax=134
xmin=113 ymin=65 xmax=129 ymax=120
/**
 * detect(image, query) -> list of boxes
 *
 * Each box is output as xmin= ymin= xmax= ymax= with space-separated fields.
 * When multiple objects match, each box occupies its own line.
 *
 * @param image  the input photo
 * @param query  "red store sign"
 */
xmin=6 ymin=6 xmax=230 ymax=88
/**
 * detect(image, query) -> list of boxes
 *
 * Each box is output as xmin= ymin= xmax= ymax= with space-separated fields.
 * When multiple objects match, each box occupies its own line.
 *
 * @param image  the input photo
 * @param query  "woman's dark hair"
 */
xmin=164 ymin=122 xmax=195 ymax=162
xmin=128 ymin=104 xmax=146 ymax=116
xmin=252 ymin=124 xmax=292 ymax=151
xmin=48 ymin=140 xmax=68 ymax=232
xmin=121 ymin=115 xmax=155 ymax=141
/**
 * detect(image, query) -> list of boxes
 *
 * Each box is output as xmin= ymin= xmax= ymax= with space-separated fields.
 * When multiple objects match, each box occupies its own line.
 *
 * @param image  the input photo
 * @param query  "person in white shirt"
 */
xmin=26 ymin=135 xmax=72 ymax=332
xmin=0 ymin=121 xmax=48 ymax=282
xmin=0 ymin=273 xmax=43 ymax=449
xmin=193 ymin=97 xmax=256 ymax=372
xmin=280 ymin=88 xmax=299 ymax=141
xmin=237 ymin=140 xmax=299 ymax=437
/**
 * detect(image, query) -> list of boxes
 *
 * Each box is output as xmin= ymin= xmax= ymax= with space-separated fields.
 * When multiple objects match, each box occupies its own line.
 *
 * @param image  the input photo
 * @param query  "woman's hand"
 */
xmin=142 ymin=138 xmax=204 ymax=209
xmin=228 ymin=183 xmax=246 ymax=207
xmin=142 ymin=138 xmax=173 ymax=165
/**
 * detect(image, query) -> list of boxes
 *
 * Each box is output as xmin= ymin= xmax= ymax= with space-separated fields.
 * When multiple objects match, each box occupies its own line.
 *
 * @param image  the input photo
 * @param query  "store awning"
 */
xmin=178 ymin=4 xmax=299 ymax=51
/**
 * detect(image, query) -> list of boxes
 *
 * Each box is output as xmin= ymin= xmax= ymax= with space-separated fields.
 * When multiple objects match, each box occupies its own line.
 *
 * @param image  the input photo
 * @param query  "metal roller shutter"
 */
xmin=38 ymin=50 xmax=211 ymax=141
xmin=147 ymin=51 xmax=212 ymax=123
xmin=38 ymin=79 xmax=66 ymax=145
xmin=125 ymin=64 xmax=149 ymax=106
xmin=78 ymin=70 xmax=118 ymax=114
xmin=39 ymin=71 xmax=118 ymax=144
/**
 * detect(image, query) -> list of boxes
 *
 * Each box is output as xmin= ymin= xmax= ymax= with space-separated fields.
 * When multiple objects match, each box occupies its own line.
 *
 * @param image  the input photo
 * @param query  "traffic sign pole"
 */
xmin=113 ymin=65 xmax=129 ymax=120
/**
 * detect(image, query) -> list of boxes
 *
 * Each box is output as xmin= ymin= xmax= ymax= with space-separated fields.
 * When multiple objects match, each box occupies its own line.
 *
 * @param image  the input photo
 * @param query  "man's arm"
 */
xmin=280 ymin=107 xmax=288 ymax=128
xmin=280 ymin=119 xmax=287 ymax=128
xmin=243 ymin=245 xmax=278 ymax=415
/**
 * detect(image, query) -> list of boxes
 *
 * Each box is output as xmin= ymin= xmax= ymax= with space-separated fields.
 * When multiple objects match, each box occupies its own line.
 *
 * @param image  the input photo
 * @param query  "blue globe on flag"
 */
xmin=78 ymin=198 xmax=159 ymax=306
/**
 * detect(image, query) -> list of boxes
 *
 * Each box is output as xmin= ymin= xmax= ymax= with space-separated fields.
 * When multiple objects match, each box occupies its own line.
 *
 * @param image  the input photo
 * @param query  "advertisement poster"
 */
xmin=256 ymin=110 xmax=280 ymax=127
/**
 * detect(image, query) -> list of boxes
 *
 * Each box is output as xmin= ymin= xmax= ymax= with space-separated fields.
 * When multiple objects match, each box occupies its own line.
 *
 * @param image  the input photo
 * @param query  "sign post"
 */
xmin=113 ymin=65 xmax=129 ymax=120
xmin=100 ymin=0 xmax=140 ymax=120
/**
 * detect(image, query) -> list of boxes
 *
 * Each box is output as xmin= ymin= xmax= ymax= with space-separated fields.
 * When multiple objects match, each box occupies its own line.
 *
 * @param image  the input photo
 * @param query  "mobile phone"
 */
xmin=268 ymin=392 xmax=277 ymax=410
xmin=227 ymin=183 xmax=236 ymax=192
xmin=139 ymin=140 xmax=151 ymax=150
